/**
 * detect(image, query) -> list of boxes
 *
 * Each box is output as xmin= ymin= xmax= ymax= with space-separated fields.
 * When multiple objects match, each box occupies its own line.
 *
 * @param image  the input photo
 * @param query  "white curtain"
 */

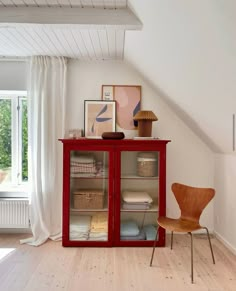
xmin=21 ymin=56 xmax=67 ymax=246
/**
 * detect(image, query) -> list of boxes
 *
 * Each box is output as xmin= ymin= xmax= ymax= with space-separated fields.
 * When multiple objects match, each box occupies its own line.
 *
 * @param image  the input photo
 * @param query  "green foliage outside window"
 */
xmin=0 ymin=98 xmax=28 ymax=183
xmin=0 ymin=99 xmax=11 ymax=170
xmin=22 ymin=99 xmax=28 ymax=181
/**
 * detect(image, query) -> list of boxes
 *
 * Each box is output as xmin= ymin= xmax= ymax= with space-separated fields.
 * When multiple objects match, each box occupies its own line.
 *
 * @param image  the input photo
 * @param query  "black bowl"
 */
xmin=102 ymin=132 xmax=125 ymax=140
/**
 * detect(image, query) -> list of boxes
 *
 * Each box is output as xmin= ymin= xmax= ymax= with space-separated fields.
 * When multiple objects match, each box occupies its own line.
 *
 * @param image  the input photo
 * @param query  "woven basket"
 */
xmin=137 ymin=152 xmax=157 ymax=177
xmin=73 ymin=189 xmax=104 ymax=209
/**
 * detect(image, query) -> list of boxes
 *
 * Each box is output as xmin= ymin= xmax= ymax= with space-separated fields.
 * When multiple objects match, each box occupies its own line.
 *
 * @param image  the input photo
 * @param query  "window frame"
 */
xmin=0 ymin=90 xmax=28 ymax=198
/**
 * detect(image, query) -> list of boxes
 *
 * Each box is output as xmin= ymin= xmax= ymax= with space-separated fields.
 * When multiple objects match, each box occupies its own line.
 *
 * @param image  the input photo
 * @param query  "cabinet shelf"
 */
xmin=70 ymin=175 xmax=108 ymax=179
xmin=70 ymin=207 xmax=108 ymax=212
xmin=121 ymin=204 xmax=159 ymax=212
xmin=121 ymin=175 xmax=159 ymax=180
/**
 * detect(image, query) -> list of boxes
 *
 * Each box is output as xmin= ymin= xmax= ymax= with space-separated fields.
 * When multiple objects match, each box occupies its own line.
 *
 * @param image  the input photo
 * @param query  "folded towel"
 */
xmin=70 ymin=164 xmax=97 ymax=174
xmin=70 ymin=231 xmax=89 ymax=241
xmin=71 ymin=155 xmax=95 ymax=164
xmin=122 ymin=191 xmax=153 ymax=203
xmin=71 ymin=173 xmax=96 ymax=178
xmin=89 ymin=232 xmax=108 ymax=241
xmin=69 ymin=215 xmax=91 ymax=241
xmin=143 ymin=224 xmax=157 ymax=240
xmin=122 ymin=202 xmax=151 ymax=210
xmin=121 ymin=229 xmax=146 ymax=240
xmin=90 ymin=213 xmax=108 ymax=232
xmin=70 ymin=215 xmax=91 ymax=231
xmin=120 ymin=220 xmax=139 ymax=236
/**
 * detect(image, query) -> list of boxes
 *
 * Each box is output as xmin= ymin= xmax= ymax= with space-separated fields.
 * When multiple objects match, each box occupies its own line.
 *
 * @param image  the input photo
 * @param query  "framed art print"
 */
xmin=84 ymin=100 xmax=116 ymax=138
xmin=102 ymin=85 xmax=141 ymax=131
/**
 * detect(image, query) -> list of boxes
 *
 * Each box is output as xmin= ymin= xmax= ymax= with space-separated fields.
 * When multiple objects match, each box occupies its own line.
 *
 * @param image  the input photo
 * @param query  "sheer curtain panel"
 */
xmin=21 ymin=56 xmax=67 ymax=246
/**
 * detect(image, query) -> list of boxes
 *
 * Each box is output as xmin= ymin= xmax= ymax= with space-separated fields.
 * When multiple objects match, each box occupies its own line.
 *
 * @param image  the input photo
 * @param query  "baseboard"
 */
xmin=214 ymin=231 xmax=236 ymax=256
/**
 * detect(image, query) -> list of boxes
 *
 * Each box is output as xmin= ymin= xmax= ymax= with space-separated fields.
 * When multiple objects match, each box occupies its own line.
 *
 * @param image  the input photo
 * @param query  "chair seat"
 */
xmin=158 ymin=216 xmax=201 ymax=233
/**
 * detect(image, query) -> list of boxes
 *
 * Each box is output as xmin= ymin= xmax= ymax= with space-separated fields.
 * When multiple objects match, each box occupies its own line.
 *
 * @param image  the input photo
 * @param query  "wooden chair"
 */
xmin=150 ymin=182 xmax=215 ymax=283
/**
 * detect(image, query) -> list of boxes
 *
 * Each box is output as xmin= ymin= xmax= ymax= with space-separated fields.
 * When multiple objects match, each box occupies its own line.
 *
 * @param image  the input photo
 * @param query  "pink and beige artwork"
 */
xmin=102 ymin=85 xmax=141 ymax=131
xmin=114 ymin=86 xmax=141 ymax=130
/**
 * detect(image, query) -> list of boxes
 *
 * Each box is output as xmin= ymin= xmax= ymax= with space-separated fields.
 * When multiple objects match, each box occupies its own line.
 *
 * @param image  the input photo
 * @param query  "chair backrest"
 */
xmin=171 ymin=183 xmax=215 ymax=223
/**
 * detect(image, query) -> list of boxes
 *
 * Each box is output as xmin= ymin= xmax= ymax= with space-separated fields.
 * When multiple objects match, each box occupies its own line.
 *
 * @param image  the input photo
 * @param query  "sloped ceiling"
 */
xmin=0 ymin=0 xmax=235 ymax=154
xmin=126 ymin=0 xmax=236 ymax=154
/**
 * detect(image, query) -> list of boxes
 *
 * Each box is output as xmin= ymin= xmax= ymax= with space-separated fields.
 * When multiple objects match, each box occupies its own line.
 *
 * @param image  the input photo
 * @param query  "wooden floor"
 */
xmin=0 ymin=234 xmax=236 ymax=291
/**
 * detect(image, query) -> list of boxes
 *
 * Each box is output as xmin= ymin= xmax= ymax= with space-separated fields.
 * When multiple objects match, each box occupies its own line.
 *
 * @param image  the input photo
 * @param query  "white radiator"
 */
xmin=0 ymin=199 xmax=29 ymax=228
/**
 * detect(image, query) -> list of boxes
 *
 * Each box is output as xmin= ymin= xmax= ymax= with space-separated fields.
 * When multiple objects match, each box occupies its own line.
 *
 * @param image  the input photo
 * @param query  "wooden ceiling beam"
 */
xmin=0 ymin=7 xmax=142 ymax=30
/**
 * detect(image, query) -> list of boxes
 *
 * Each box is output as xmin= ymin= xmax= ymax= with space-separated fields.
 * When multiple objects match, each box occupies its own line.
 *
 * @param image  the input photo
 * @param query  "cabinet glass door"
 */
xmin=120 ymin=151 xmax=159 ymax=243
xmin=69 ymin=150 xmax=109 ymax=242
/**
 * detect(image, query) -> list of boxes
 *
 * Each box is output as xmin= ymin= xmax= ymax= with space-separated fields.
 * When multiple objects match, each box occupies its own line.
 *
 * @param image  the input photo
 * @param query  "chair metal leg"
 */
xmin=203 ymin=226 xmax=215 ymax=264
xmin=150 ymin=228 xmax=159 ymax=266
xmin=189 ymin=232 xmax=194 ymax=284
xmin=171 ymin=231 xmax=174 ymax=250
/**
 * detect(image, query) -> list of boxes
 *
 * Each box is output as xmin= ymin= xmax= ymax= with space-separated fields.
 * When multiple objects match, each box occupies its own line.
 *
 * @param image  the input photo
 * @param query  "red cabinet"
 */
xmin=60 ymin=138 xmax=170 ymax=247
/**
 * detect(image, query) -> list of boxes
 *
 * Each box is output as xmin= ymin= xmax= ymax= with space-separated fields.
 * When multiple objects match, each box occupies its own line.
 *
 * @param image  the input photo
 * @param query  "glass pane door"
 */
xmin=120 ymin=151 xmax=159 ymax=242
xmin=69 ymin=150 xmax=109 ymax=242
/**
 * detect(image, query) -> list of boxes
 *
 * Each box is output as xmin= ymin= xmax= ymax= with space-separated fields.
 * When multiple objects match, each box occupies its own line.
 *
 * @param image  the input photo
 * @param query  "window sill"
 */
xmin=0 ymin=185 xmax=29 ymax=198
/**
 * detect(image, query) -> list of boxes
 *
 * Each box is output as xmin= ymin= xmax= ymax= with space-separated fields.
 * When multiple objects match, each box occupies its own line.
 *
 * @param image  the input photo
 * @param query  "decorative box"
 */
xmin=73 ymin=189 xmax=104 ymax=209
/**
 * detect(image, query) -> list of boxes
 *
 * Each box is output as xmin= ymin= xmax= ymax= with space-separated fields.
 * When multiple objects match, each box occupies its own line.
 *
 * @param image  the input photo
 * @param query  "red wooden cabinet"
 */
xmin=60 ymin=138 xmax=170 ymax=247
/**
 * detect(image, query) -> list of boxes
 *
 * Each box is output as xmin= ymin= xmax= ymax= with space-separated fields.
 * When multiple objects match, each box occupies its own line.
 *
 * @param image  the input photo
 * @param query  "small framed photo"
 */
xmin=84 ymin=100 xmax=116 ymax=138
xmin=102 ymin=85 xmax=114 ymax=100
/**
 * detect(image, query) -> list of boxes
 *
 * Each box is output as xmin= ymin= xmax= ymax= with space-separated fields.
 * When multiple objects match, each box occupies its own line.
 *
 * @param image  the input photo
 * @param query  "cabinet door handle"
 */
xmin=233 ymin=114 xmax=235 ymax=151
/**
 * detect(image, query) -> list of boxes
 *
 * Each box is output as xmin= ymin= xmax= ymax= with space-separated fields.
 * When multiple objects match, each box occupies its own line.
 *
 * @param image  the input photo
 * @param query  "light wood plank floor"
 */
xmin=0 ymin=234 xmax=236 ymax=291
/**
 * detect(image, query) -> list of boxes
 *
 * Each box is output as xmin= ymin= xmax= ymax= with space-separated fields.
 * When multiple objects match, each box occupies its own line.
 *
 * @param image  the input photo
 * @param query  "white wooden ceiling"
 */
xmin=0 ymin=0 xmax=142 ymax=60
xmin=0 ymin=0 xmax=126 ymax=8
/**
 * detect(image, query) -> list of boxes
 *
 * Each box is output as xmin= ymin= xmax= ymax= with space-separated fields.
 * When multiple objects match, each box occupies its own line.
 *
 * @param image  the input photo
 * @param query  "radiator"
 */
xmin=0 ymin=199 xmax=29 ymax=228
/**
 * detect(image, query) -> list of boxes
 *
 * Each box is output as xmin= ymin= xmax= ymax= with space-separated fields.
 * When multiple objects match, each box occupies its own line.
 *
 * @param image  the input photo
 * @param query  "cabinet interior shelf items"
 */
xmin=60 ymin=138 xmax=170 ymax=247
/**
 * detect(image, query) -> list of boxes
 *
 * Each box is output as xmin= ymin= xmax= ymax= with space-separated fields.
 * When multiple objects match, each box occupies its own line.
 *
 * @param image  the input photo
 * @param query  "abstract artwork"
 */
xmin=84 ymin=100 xmax=116 ymax=138
xmin=102 ymin=85 xmax=141 ymax=131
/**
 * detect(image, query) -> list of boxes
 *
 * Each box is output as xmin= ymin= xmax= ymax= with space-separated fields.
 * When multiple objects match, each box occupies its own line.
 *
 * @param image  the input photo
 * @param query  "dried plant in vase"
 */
xmin=133 ymin=110 xmax=158 ymax=137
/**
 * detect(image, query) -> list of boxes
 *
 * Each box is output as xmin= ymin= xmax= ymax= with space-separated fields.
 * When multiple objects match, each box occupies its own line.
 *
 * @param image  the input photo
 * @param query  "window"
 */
xmin=0 ymin=91 xmax=28 ymax=197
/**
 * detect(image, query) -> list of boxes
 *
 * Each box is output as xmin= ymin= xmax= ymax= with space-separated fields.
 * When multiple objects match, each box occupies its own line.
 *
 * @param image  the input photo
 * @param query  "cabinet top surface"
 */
xmin=59 ymin=138 xmax=171 ymax=146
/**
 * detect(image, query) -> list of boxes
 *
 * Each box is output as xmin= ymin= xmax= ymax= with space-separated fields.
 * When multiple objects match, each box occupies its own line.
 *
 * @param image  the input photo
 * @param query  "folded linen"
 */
xmin=69 ymin=215 xmax=91 ymax=241
xmin=122 ymin=202 xmax=151 ymax=210
xmin=89 ymin=231 xmax=108 ymax=237
xmin=70 ymin=231 xmax=89 ymax=241
xmin=121 ymin=229 xmax=146 ymax=241
xmin=70 ymin=164 xmax=97 ymax=173
xmin=71 ymin=173 xmax=96 ymax=178
xmin=90 ymin=213 xmax=108 ymax=232
xmin=71 ymin=155 xmax=95 ymax=164
xmin=70 ymin=215 xmax=91 ymax=232
xmin=120 ymin=220 xmax=139 ymax=236
xmin=122 ymin=191 xmax=153 ymax=203
xmin=88 ymin=235 xmax=108 ymax=241
xmin=71 ymin=162 xmax=95 ymax=167
xmin=143 ymin=224 xmax=157 ymax=240
xmin=89 ymin=231 xmax=108 ymax=241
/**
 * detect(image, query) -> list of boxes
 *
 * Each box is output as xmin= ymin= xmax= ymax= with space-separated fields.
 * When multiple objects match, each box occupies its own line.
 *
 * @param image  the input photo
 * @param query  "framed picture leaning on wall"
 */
xmin=102 ymin=85 xmax=141 ymax=131
xmin=84 ymin=100 xmax=116 ymax=138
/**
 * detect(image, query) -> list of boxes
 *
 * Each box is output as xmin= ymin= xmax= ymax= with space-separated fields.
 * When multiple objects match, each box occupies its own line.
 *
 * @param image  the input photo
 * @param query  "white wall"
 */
xmin=0 ymin=61 xmax=27 ymax=90
xmin=127 ymin=0 xmax=236 ymax=154
xmin=67 ymin=59 xmax=215 ymax=230
xmin=214 ymin=154 xmax=236 ymax=254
